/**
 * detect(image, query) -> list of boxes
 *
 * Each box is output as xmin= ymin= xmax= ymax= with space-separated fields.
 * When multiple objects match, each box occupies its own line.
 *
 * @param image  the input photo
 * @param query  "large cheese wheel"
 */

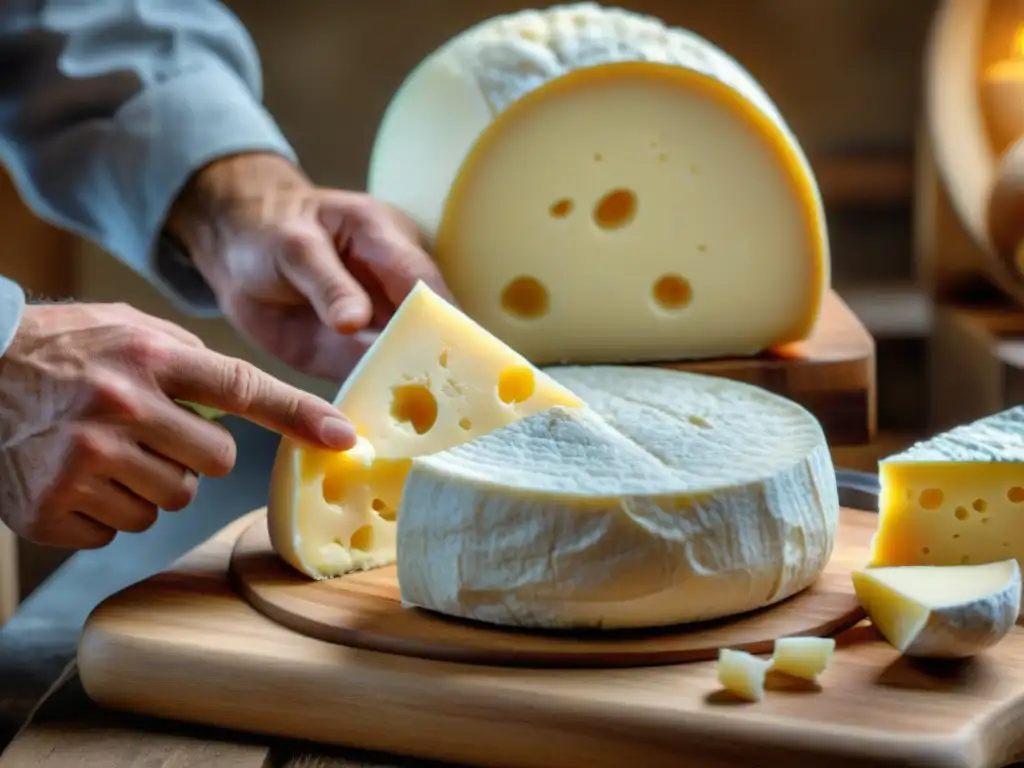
xmin=368 ymin=3 xmax=830 ymax=365
xmin=395 ymin=366 xmax=839 ymax=630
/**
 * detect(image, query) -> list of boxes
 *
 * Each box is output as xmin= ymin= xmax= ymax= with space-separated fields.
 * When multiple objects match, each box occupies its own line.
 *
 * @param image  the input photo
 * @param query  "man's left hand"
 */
xmin=166 ymin=152 xmax=453 ymax=381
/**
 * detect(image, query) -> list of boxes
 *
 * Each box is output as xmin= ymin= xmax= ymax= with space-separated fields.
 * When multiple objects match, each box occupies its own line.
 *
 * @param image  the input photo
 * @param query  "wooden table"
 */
xmin=0 ymin=421 xmax=915 ymax=768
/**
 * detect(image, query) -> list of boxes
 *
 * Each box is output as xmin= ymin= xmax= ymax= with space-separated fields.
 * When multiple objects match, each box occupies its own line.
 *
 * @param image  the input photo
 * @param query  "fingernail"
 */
xmin=332 ymin=306 xmax=368 ymax=333
xmin=319 ymin=416 xmax=356 ymax=449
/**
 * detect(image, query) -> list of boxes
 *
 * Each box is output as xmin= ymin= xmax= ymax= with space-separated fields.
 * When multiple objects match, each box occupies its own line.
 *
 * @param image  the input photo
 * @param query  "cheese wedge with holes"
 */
xmin=852 ymin=560 xmax=1021 ymax=659
xmin=870 ymin=406 xmax=1024 ymax=570
xmin=717 ymin=649 xmax=771 ymax=702
xmin=769 ymin=637 xmax=835 ymax=680
xmin=396 ymin=366 xmax=838 ymax=629
xmin=367 ymin=3 xmax=829 ymax=365
xmin=267 ymin=281 xmax=583 ymax=579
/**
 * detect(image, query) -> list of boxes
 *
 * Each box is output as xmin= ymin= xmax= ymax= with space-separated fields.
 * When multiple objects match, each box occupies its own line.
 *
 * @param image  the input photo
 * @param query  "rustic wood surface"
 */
xmin=930 ymin=301 xmax=1024 ymax=431
xmin=658 ymin=290 xmax=876 ymax=446
xmin=67 ymin=505 xmax=1024 ymax=768
xmin=231 ymin=509 xmax=868 ymax=667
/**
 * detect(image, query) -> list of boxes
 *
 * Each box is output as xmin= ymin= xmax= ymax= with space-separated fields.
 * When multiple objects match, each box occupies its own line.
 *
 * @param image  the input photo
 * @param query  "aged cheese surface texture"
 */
xmin=870 ymin=406 xmax=1024 ymax=570
xmin=852 ymin=560 xmax=1021 ymax=659
xmin=267 ymin=282 xmax=582 ymax=579
xmin=367 ymin=3 xmax=829 ymax=365
xmin=397 ymin=366 xmax=839 ymax=629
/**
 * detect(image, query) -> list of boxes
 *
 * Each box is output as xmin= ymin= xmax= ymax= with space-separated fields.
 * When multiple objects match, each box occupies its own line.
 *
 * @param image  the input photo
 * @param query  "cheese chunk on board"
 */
xmin=267 ymin=282 xmax=583 ymax=579
xmin=769 ymin=637 xmax=835 ymax=681
xmin=396 ymin=366 xmax=839 ymax=629
xmin=870 ymin=406 xmax=1024 ymax=571
xmin=367 ymin=3 xmax=829 ymax=365
xmin=852 ymin=561 xmax=1021 ymax=659
xmin=717 ymin=649 xmax=771 ymax=703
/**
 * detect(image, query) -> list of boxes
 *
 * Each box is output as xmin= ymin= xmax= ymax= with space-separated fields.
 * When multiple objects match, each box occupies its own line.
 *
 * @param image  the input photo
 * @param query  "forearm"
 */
xmin=0 ymin=2 xmax=297 ymax=315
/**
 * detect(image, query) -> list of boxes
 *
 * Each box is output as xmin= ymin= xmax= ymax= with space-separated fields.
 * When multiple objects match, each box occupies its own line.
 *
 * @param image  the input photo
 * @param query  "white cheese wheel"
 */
xmin=367 ymin=3 xmax=829 ymax=365
xmin=396 ymin=366 xmax=839 ymax=629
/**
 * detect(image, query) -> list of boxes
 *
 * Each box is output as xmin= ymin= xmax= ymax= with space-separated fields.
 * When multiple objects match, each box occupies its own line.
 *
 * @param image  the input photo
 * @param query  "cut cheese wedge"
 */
xmin=852 ymin=560 xmax=1022 ymax=659
xmin=267 ymin=281 xmax=583 ymax=579
xmin=717 ymin=649 xmax=771 ymax=703
xmin=396 ymin=366 xmax=839 ymax=629
xmin=367 ymin=3 xmax=829 ymax=365
xmin=870 ymin=406 xmax=1024 ymax=570
xmin=769 ymin=637 xmax=835 ymax=681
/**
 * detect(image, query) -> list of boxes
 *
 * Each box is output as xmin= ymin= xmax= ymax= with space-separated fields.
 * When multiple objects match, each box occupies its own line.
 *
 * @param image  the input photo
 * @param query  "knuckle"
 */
xmin=121 ymin=504 xmax=159 ymax=533
xmin=69 ymin=426 xmax=113 ymax=467
xmin=204 ymin=436 xmax=237 ymax=478
xmin=84 ymin=377 xmax=143 ymax=420
xmin=122 ymin=329 xmax=171 ymax=369
xmin=162 ymin=474 xmax=199 ymax=511
xmin=279 ymin=229 xmax=319 ymax=265
xmin=221 ymin=360 xmax=262 ymax=408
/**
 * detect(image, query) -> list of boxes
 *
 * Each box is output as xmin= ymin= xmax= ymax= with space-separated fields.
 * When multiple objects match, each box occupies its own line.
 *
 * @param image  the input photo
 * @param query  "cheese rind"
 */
xmin=367 ymin=3 xmax=829 ymax=365
xmin=769 ymin=637 xmax=835 ymax=680
xmin=717 ymin=649 xmax=771 ymax=702
xmin=871 ymin=407 xmax=1024 ymax=570
xmin=396 ymin=366 xmax=838 ymax=629
xmin=267 ymin=282 xmax=583 ymax=579
xmin=852 ymin=560 xmax=1021 ymax=659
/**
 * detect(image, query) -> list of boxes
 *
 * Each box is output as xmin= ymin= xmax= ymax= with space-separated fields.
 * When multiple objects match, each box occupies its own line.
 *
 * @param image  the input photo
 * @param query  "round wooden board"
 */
xmin=229 ymin=507 xmax=874 ymax=668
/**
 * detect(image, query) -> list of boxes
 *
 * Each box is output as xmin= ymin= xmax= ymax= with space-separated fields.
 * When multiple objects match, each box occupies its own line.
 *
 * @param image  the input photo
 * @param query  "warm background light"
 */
xmin=982 ymin=22 xmax=1024 ymax=154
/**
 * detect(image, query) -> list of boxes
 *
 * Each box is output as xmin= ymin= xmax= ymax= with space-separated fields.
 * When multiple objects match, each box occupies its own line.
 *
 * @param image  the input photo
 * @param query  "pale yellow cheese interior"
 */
xmin=267 ymin=282 xmax=583 ymax=579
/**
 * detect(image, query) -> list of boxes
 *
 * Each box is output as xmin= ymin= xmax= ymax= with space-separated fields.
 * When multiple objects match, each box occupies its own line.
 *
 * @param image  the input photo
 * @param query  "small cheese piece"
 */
xmin=267 ymin=282 xmax=583 ymax=579
xmin=367 ymin=3 xmax=829 ymax=365
xmin=852 ymin=560 xmax=1021 ymax=658
xmin=870 ymin=406 xmax=1024 ymax=570
xmin=396 ymin=366 xmax=839 ymax=629
xmin=769 ymin=637 xmax=836 ymax=680
xmin=717 ymin=649 xmax=771 ymax=703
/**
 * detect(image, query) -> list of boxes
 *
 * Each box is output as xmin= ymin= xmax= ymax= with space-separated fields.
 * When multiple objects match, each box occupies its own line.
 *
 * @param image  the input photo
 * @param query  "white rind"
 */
xmin=396 ymin=366 xmax=839 ymax=630
xmin=367 ymin=2 xmax=824 ymax=250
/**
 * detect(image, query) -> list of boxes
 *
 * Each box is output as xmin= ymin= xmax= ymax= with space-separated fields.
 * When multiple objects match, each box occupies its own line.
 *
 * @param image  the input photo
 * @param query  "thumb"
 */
xmin=277 ymin=227 xmax=373 ymax=333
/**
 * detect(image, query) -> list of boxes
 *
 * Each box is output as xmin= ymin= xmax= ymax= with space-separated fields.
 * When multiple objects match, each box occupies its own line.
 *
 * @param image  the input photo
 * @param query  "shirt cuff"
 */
xmin=108 ymin=58 xmax=298 ymax=317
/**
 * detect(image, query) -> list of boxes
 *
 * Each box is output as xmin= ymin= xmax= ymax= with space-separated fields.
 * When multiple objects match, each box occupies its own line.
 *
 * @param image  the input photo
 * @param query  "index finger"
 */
xmin=156 ymin=347 xmax=357 ymax=450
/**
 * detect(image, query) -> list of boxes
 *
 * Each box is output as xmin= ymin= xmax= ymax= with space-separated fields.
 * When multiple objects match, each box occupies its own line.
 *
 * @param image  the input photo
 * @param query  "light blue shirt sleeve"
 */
xmin=0 ymin=0 xmax=299 ymax=360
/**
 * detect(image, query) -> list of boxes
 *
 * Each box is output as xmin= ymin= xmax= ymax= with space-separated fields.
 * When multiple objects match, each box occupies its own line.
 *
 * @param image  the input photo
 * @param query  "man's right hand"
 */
xmin=0 ymin=302 xmax=356 ymax=549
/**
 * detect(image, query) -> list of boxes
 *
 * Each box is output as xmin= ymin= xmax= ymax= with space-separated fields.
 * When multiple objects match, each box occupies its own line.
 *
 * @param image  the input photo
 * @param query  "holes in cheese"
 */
xmin=652 ymin=274 xmax=693 ymax=312
xmin=871 ymin=406 xmax=1024 ymax=571
xmin=266 ymin=282 xmax=583 ymax=579
xmin=500 ymin=276 xmax=549 ymax=320
xmin=592 ymin=188 xmax=637 ymax=230
xmin=396 ymin=366 xmax=838 ymax=629
xmin=548 ymin=198 xmax=574 ymax=218
xmin=852 ymin=560 xmax=1021 ymax=659
xmin=367 ymin=3 xmax=829 ymax=365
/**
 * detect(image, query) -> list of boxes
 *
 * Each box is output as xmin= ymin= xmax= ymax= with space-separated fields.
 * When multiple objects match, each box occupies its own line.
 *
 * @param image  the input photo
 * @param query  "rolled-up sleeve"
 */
xmin=0 ymin=1 xmax=297 ymax=316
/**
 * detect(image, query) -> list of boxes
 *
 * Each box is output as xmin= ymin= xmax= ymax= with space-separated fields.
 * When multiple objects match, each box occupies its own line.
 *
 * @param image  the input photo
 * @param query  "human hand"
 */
xmin=0 ymin=302 xmax=356 ymax=549
xmin=165 ymin=152 xmax=453 ymax=381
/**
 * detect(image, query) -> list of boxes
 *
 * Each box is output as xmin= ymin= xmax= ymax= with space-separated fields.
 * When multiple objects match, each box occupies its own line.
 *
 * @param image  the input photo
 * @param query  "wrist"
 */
xmin=164 ymin=151 xmax=308 ymax=294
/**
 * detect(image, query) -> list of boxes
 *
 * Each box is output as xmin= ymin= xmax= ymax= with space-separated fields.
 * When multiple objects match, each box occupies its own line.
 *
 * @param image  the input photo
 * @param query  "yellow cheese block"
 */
xmin=267 ymin=282 xmax=583 ymax=579
xmin=716 ymin=649 xmax=770 ymax=702
xmin=367 ymin=3 xmax=829 ymax=365
xmin=769 ymin=637 xmax=835 ymax=681
xmin=870 ymin=407 xmax=1024 ymax=569
xmin=852 ymin=560 xmax=1021 ymax=659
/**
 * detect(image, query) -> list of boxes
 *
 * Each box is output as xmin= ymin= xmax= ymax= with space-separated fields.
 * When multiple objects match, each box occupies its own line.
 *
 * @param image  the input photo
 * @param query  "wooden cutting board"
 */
xmin=77 ymin=506 xmax=1024 ymax=768
xmin=229 ymin=508 xmax=868 ymax=667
